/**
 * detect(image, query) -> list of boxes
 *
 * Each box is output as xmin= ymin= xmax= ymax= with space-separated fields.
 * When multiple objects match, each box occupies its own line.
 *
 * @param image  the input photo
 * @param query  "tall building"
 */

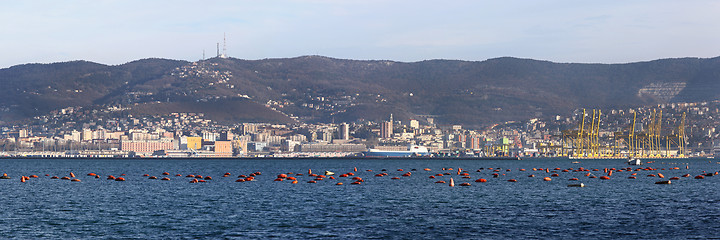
xmin=339 ymin=123 xmax=350 ymax=140
xmin=320 ymin=129 xmax=333 ymax=142
xmin=409 ymin=119 xmax=419 ymax=129
xmin=380 ymin=121 xmax=393 ymax=139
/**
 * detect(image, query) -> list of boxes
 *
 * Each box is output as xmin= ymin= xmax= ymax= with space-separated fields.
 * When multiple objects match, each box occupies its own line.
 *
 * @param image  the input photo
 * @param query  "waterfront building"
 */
xmin=120 ymin=139 xmax=175 ymax=156
xmin=185 ymin=136 xmax=202 ymax=150
xmin=214 ymin=141 xmax=233 ymax=157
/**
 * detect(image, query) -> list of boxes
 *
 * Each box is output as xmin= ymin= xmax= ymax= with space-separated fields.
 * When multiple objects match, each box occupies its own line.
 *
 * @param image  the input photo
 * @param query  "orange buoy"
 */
xmin=95 ymin=175 xmax=100 ymax=178
xmin=376 ymin=174 xmax=384 ymax=177
xmin=569 ymin=178 xmax=579 ymax=181
xmin=424 ymin=168 xmax=431 ymax=171
xmin=277 ymin=174 xmax=287 ymax=178
xmin=657 ymin=173 xmax=665 ymax=178
xmin=190 ymin=178 xmax=199 ymax=183
xmin=161 ymin=177 xmax=170 ymax=181
xmin=175 ymin=174 xmax=182 ymax=177
xmin=204 ymin=176 xmax=212 ymax=180
xmin=107 ymin=175 xmax=115 ymax=180
xmin=351 ymin=181 xmax=361 ymax=185
xmin=29 ymin=175 xmax=38 ymax=178
xmin=21 ymin=177 xmax=25 ymax=183
xmin=655 ymin=180 xmax=671 ymax=184
xmin=236 ymin=179 xmax=245 ymax=182
xmin=669 ymin=177 xmax=680 ymax=180
xmin=287 ymin=177 xmax=297 ymax=180
xmin=391 ymin=177 xmax=400 ymax=180
xmin=543 ymin=177 xmax=552 ymax=181
xmin=589 ymin=176 xmax=597 ymax=179
xmin=71 ymin=179 xmax=81 ymax=182
xmin=274 ymin=178 xmax=284 ymax=181
xmin=336 ymin=182 xmax=343 ymax=185
xmin=628 ymin=176 xmax=636 ymax=179
xmin=186 ymin=175 xmax=194 ymax=178
xmin=429 ymin=176 xmax=436 ymax=179
xmin=528 ymin=175 xmax=535 ymax=177
xmin=307 ymin=180 xmax=317 ymax=183
xmin=51 ymin=176 xmax=59 ymax=179
xmin=115 ymin=177 xmax=125 ymax=181
xmin=507 ymin=179 xmax=517 ymax=182
xmin=475 ymin=178 xmax=487 ymax=183
xmin=647 ymin=174 xmax=656 ymax=177
xmin=88 ymin=173 xmax=96 ymax=176
xmin=61 ymin=176 xmax=71 ymax=180
xmin=599 ymin=176 xmax=610 ymax=180
xmin=291 ymin=180 xmax=298 ymax=184
xmin=70 ymin=172 xmax=75 ymax=178
xmin=551 ymin=173 xmax=560 ymax=177
xmin=694 ymin=175 xmax=705 ymax=179
xmin=143 ymin=174 xmax=150 ymax=177
xmin=149 ymin=176 xmax=158 ymax=179
xmin=459 ymin=182 xmax=471 ymax=186
xmin=354 ymin=167 xmax=357 ymax=172
xmin=449 ymin=178 xmax=455 ymax=187
xmin=308 ymin=169 xmax=312 ymax=175
xmin=435 ymin=181 xmax=446 ymax=183
xmin=163 ymin=172 xmax=170 ymax=175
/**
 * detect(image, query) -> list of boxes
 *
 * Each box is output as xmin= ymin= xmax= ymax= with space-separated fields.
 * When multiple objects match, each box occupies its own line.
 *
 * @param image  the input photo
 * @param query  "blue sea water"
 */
xmin=0 ymin=157 xmax=718 ymax=239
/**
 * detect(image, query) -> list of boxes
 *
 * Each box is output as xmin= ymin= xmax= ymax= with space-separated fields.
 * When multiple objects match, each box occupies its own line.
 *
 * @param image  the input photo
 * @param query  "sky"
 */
xmin=1 ymin=0 xmax=719 ymax=68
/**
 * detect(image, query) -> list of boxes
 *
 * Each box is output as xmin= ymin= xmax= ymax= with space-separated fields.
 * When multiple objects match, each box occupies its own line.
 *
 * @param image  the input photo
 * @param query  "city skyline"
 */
xmin=2 ymin=0 xmax=720 ymax=68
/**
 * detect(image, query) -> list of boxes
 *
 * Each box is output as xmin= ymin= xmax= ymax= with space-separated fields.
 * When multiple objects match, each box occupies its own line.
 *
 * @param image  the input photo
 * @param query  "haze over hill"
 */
xmin=1 ymin=56 xmax=718 ymax=127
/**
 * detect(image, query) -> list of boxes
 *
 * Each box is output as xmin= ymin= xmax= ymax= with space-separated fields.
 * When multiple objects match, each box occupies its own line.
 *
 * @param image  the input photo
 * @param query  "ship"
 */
xmin=627 ymin=157 xmax=643 ymax=165
xmin=363 ymin=145 xmax=431 ymax=158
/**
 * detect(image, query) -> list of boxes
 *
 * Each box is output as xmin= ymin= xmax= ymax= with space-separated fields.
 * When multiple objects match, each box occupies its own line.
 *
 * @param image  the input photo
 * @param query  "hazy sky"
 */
xmin=1 ymin=0 xmax=719 ymax=68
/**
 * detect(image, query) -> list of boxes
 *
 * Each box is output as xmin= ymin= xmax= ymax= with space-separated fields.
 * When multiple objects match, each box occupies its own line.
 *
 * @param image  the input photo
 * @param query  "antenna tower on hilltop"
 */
xmin=222 ymin=32 xmax=227 ymax=58
xmin=215 ymin=33 xmax=229 ymax=58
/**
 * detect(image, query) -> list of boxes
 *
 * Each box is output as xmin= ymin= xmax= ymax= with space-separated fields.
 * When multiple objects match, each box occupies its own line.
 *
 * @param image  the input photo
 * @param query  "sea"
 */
xmin=0 ymin=157 xmax=718 ymax=239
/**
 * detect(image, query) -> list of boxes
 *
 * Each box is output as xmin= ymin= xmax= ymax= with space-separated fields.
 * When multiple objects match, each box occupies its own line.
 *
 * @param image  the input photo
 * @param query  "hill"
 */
xmin=0 ymin=56 xmax=718 ymax=127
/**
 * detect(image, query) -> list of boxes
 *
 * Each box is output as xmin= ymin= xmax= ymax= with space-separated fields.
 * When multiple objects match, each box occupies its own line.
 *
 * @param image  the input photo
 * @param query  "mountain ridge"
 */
xmin=1 ymin=55 xmax=718 ymax=127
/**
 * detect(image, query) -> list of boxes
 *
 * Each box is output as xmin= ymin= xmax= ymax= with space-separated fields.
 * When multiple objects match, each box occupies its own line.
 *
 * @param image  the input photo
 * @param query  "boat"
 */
xmin=627 ymin=157 xmax=642 ymax=166
xmin=363 ymin=145 xmax=430 ymax=158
